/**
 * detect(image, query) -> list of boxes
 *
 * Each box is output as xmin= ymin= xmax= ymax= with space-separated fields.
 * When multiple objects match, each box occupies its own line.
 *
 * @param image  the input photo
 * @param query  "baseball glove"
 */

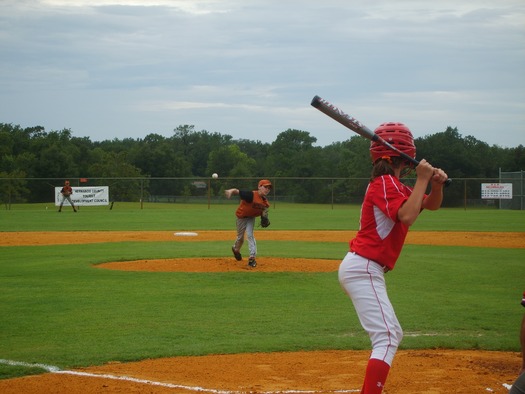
xmin=260 ymin=209 xmax=270 ymax=228
xmin=260 ymin=215 xmax=270 ymax=228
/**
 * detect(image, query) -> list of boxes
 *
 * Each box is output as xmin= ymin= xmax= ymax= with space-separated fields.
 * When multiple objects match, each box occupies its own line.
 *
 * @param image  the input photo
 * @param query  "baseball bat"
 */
xmin=310 ymin=95 xmax=451 ymax=186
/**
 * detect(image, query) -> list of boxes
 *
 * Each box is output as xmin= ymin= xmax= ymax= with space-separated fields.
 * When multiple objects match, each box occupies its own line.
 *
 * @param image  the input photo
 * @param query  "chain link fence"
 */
xmin=499 ymin=170 xmax=524 ymax=210
xmin=0 ymin=176 xmax=523 ymax=209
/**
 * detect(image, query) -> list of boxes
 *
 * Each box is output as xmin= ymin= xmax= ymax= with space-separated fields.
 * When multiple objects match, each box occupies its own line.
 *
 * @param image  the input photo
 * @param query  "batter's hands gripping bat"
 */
xmin=310 ymin=95 xmax=451 ymax=186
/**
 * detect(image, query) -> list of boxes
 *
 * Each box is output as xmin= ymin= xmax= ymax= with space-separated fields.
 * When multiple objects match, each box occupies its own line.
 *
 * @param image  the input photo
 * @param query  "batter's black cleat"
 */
xmin=232 ymin=247 xmax=242 ymax=261
xmin=248 ymin=257 xmax=257 ymax=268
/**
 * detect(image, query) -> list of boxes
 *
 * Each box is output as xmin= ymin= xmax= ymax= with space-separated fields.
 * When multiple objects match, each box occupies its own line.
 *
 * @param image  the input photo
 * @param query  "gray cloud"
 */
xmin=0 ymin=0 xmax=524 ymax=147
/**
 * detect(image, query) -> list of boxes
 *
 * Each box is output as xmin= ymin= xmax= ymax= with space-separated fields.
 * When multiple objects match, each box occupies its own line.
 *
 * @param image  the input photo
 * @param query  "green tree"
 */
xmin=508 ymin=145 xmax=525 ymax=170
xmin=88 ymin=151 xmax=145 ymax=202
xmin=234 ymin=139 xmax=271 ymax=177
xmin=126 ymin=133 xmax=192 ymax=197
xmin=207 ymin=145 xmax=256 ymax=179
xmin=0 ymin=170 xmax=29 ymax=209
xmin=323 ymin=137 xmax=371 ymax=203
xmin=265 ymin=129 xmax=324 ymax=202
xmin=173 ymin=125 xmax=233 ymax=176
xmin=266 ymin=129 xmax=317 ymax=176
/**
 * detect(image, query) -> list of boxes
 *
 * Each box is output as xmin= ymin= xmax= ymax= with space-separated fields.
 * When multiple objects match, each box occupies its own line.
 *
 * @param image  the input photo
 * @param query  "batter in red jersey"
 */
xmin=338 ymin=122 xmax=448 ymax=394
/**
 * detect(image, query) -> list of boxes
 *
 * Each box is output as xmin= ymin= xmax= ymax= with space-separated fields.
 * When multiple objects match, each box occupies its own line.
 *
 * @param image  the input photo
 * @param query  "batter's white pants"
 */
xmin=233 ymin=217 xmax=257 ymax=258
xmin=338 ymin=252 xmax=403 ymax=366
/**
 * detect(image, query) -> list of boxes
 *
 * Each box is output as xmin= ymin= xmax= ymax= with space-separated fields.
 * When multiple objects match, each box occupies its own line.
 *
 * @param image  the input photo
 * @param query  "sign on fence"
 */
xmin=481 ymin=183 xmax=512 ymax=199
xmin=55 ymin=186 xmax=110 ymax=206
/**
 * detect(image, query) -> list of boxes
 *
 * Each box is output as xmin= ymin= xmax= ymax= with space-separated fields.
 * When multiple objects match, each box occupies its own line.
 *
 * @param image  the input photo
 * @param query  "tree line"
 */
xmin=1 ymin=123 xmax=523 ymax=206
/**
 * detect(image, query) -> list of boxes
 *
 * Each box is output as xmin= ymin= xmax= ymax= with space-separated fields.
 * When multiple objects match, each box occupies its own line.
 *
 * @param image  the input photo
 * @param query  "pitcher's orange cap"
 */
xmin=258 ymin=179 xmax=272 ymax=188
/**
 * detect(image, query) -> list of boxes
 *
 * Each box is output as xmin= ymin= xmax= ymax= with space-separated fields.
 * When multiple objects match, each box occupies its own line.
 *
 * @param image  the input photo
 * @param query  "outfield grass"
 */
xmin=0 ymin=203 xmax=524 ymax=379
xmin=1 ymin=202 xmax=525 ymax=232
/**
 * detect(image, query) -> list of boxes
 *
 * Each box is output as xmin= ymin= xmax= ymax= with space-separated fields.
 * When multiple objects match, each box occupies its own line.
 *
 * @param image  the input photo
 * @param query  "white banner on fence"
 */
xmin=55 ymin=186 xmax=110 ymax=206
xmin=481 ymin=183 xmax=513 ymax=199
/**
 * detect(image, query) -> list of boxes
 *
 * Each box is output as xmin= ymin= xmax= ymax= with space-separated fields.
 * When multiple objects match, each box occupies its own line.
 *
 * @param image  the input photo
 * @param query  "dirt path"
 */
xmin=0 ymin=349 xmax=519 ymax=394
xmin=1 ymin=230 xmax=524 ymax=248
xmin=0 ymin=230 xmax=522 ymax=393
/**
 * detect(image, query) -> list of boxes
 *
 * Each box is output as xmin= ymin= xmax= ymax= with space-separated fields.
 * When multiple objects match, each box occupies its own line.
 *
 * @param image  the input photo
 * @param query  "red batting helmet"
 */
xmin=370 ymin=122 xmax=416 ymax=163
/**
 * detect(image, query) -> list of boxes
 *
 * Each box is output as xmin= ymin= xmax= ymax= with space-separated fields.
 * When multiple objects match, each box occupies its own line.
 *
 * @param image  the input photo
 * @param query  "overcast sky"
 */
xmin=1 ymin=0 xmax=524 ymax=148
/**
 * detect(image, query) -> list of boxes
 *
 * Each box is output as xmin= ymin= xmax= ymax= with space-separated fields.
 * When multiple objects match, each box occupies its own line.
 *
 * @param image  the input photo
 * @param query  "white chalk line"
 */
xmin=0 ymin=359 xmax=60 ymax=373
xmin=0 ymin=359 xmax=358 ymax=393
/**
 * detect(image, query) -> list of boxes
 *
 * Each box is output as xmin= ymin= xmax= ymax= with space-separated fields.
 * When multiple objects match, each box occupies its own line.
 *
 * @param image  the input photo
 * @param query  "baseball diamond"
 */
xmin=0 ymin=230 xmax=522 ymax=393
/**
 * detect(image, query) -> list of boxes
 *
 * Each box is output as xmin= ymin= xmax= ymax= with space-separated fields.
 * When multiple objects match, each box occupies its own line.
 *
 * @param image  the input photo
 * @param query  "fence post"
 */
xmin=140 ymin=179 xmax=144 ymax=209
xmin=331 ymin=179 xmax=334 ymax=210
xmin=207 ymin=179 xmax=211 ymax=209
xmin=272 ymin=178 xmax=276 ymax=209
xmin=464 ymin=179 xmax=467 ymax=211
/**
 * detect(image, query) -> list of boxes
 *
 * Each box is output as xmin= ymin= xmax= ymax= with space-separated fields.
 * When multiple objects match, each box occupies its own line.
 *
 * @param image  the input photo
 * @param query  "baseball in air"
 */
xmin=212 ymin=173 xmax=218 ymax=179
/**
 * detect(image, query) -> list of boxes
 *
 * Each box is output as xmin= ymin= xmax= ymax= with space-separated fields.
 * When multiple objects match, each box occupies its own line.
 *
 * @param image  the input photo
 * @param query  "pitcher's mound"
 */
xmin=96 ymin=257 xmax=340 ymax=272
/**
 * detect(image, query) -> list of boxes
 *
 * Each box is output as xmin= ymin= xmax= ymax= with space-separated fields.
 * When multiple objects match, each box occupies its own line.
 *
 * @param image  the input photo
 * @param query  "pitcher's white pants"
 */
xmin=338 ymin=252 xmax=403 ymax=366
xmin=234 ymin=217 xmax=257 ymax=258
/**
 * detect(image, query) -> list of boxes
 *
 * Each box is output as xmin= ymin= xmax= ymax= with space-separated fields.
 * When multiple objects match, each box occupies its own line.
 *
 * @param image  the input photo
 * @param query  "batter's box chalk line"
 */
xmin=1 ymin=359 xmax=359 ymax=393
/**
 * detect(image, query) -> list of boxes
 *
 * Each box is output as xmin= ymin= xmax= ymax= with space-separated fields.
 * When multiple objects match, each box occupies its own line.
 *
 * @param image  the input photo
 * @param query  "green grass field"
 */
xmin=1 ymin=203 xmax=524 ymax=379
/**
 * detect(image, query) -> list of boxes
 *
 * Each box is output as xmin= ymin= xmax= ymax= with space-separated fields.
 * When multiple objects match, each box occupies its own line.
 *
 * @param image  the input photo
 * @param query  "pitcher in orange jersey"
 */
xmin=224 ymin=179 xmax=272 ymax=268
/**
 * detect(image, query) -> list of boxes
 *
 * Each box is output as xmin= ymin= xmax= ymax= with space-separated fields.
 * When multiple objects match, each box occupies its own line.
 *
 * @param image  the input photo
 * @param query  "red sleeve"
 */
xmin=368 ymin=175 xmax=409 ymax=222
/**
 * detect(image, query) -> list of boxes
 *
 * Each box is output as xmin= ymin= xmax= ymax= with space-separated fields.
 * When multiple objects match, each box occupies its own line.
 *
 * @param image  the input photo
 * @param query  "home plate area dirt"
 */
xmin=0 ymin=230 xmax=523 ymax=393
